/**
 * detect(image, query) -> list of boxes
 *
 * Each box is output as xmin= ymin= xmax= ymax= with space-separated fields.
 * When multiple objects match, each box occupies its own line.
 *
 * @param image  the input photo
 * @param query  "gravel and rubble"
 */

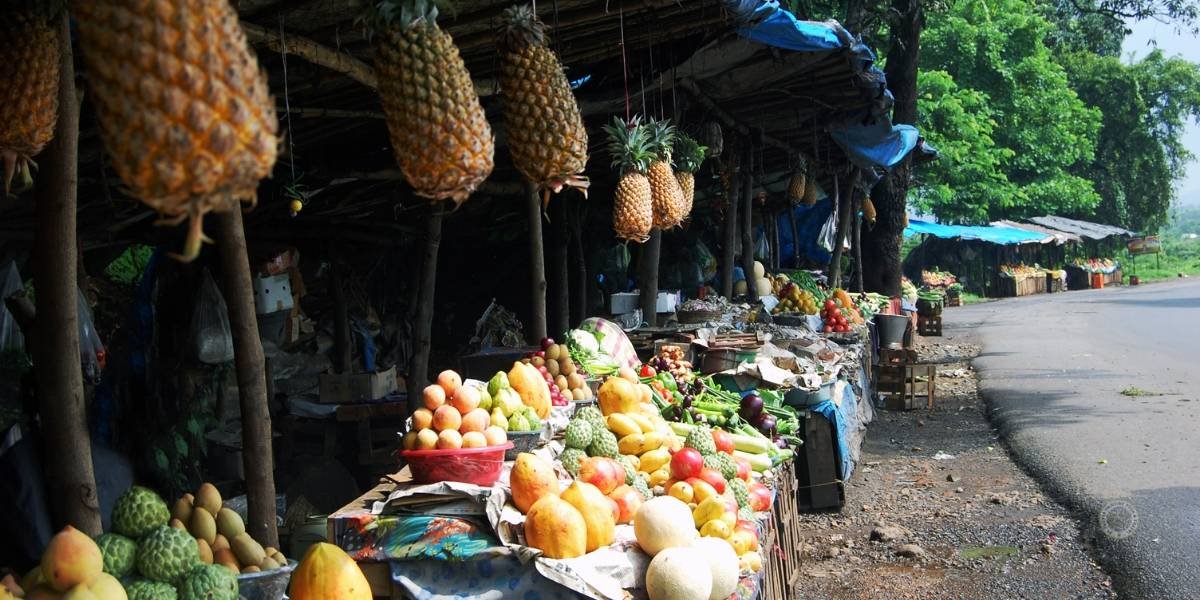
xmin=790 ymin=339 xmax=1114 ymax=599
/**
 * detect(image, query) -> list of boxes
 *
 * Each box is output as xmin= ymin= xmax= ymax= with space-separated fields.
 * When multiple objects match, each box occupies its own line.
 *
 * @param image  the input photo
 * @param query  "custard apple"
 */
xmin=729 ymin=478 xmax=750 ymax=509
xmin=576 ymin=406 xmax=606 ymax=440
xmin=704 ymin=452 xmax=738 ymax=481
xmin=178 ymin=564 xmax=238 ymax=600
xmin=632 ymin=476 xmax=652 ymax=501
xmin=587 ymin=430 xmax=619 ymax=458
xmin=127 ymin=579 xmax=179 ymax=600
xmin=112 ymin=486 xmax=170 ymax=538
xmin=136 ymin=525 xmax=199 ymax=583
xmin=561 ymin=448 xmax=587 ymax=477
xmin=564 ymin=419 xmax=593 ymax=450
xmin=684 ymin=424 xmax=716 ymax=457
xmin=619 ymin=455 xmax=639 ymax=485
xmin=96 ymin=532 xmax=137 ymax=577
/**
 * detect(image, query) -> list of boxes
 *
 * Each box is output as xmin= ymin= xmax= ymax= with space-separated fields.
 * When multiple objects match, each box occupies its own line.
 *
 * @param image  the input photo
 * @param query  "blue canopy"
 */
xmin=904 ymin=219 xmax=1046 ymax=245
xmin=729 ymin=0 xmax=923 ymax=170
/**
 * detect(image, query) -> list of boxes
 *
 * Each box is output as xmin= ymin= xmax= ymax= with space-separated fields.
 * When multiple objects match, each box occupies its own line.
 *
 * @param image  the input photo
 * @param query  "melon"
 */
xmin=690 ymin=537 xmax=739 ymax=600
xmin=645 ymin=547 xmax=712 ymax=600
xmin=752 ymin=261 xmax=765 ymax=279
xmin=733 ymin=280 xmax=748 ymax=296
xmin=755 ymin=277 xmax=772 ymax=297
xmin=633 ymin=497 xmax=698 ymax=557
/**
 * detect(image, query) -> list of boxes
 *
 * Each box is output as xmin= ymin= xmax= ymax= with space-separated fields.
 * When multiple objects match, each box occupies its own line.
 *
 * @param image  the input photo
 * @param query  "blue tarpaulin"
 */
xmin=777 ymin=198 xmax=835 ymax=266
xmin=730 ymin=0 xmax=923 ymax=170
xmin=904 ymin=219 xmax=1046 ymax=245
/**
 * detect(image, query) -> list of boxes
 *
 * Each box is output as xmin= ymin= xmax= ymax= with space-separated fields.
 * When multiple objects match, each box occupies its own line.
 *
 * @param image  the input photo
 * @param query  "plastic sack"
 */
xmin=695 ymin=240 xmax=717 ymax=283
xmin=190 ymin=269 xmax=234 ymax=364
xmin=0 ymin=262 xmax=24 ymax=353
xmin=78 ymin=288 xmax=105 ymax=383
xmin=818 ymin=209 xmax=838 ymax=252
xmin=755 ymin=228 xmax=770 ymax=261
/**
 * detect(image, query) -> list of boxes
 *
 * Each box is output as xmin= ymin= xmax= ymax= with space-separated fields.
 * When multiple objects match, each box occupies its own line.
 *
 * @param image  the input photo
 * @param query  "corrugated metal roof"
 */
xmin=1026 ymin=216 xmax=1136 ymax=240
xmin=992 ymin=220 xmax=1083 ymax=244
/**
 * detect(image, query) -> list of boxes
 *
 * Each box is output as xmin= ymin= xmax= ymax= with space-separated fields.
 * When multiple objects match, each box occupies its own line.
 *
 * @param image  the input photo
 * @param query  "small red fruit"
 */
xmin=748 ymin=482 xmax=772 ymax=512
xmin=670 ymin=447 xmax=705 ymax=481
xmin=733 ymin=456 xmax=752 ymax=481
xmin=711 ymin=429 xmax=735 ymax=454
xmin=698 ymin=468 xmax=727 ymax=494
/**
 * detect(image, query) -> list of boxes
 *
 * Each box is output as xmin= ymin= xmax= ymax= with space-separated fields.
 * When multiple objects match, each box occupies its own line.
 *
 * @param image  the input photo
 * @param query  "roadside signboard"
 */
xmin=1127 ymin=236 xmax=1162 ymax=255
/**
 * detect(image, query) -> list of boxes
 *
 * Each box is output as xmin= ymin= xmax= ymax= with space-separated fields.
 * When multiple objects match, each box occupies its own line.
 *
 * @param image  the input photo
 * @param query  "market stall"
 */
xmin=1026 ymin=216 xmax=1136 ymax=288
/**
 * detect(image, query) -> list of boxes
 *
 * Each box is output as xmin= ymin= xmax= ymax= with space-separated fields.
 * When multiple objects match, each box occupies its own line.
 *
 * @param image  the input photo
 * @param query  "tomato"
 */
xmin=823 ymin=325 xmax=833 ymax=333
xmin=824 ymin=299 xmax=837 ymax=310
xmin=639 ymin=364 xmax=656 ymax=378
xmin=670 ymin=448 xmax=705 ymax=481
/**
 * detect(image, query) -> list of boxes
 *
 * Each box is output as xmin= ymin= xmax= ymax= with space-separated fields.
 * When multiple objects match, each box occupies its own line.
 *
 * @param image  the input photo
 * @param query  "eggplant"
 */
xmin=774 ymin=437 xmax=789 ymax=449
xmin=756 ymin=413 xmax=777 ymax=435
xmin=739 ymin=394 xmax=764 ymax=421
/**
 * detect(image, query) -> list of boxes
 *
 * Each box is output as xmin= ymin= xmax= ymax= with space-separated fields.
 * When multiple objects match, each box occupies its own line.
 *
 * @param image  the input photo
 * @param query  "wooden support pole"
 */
xmin=568 ymin=201 xmax=587 ymax=327
xmin=829 ymin=171 xmax=860 ymax=289
xmin=720 ymin=163 xmax=741 ymax=299
xmin=789 ymin=206 xmax=801 ymax=268
xmin=407 ymin=202 xmax=443 ymax=416
xmin=549 ymin=198 xmax=570 ymax=339
xmin=331 ymin=257 xmax=351 ymax=373
xmin=741 ymin=146 xmax=759 ymax=303
xmin=638 ymin=230 xmax=662 ymax=327
xmin=32 ymin=14 xmax=101 ymax=535
xmin=212 ymin=207 xmax=278 ymax=548
xmin=526 ymin=183 xmax=547 ymax=343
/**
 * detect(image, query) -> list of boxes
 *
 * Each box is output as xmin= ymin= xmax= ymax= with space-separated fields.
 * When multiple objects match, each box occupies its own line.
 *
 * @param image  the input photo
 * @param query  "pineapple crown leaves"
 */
xmin=498 ymin=4 xmax=548 ymax=53
xmin=603 ymin=116 xmax=654 ymax=175
xmin=644 ymin=118 xmax=678 ymax=163
xmin=673 ymin=133 xmax=708 ymax=174
xmin=362 ymin=0 xmax=451 ymax=36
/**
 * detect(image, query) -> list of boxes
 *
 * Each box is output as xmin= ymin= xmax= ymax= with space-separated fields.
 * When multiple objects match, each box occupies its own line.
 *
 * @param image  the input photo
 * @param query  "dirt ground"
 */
xmin=790 ymin=338 xmax=1115 ymax=599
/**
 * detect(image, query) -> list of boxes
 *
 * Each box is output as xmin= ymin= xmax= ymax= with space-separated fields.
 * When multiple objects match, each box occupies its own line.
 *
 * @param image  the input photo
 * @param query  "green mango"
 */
xmin=487 ymin=371 xmax=510 ymax=397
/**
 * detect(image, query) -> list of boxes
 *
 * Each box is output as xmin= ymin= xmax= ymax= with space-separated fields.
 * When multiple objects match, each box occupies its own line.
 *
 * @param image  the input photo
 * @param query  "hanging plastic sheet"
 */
xmin=0 ymin=262 xmax=24 ymax=353
xmin=189 ymin=269 xmax=234 ymax=364
xmin=78 ymin=288 xmax=105 ymax=383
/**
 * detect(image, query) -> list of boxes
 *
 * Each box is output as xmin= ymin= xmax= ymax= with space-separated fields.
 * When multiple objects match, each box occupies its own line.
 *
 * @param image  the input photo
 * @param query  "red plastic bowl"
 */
xmin=400 ymin=442 xmax=514 ymax=486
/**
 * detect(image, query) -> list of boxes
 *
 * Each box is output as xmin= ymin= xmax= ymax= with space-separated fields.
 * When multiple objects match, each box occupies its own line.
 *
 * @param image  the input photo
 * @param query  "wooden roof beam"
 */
xmin=676 ymin=78 xmax=790 ymax=152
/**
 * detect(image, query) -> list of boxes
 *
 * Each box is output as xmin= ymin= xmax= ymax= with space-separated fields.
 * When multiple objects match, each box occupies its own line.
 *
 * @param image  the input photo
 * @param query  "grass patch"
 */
xmin=960 ymin=545 xmax=1020 ymax=560
xmin=1120 ymin=386 xmax=1161 ymax=397
xmin=960 ymin=291 xmax=989 ymax=305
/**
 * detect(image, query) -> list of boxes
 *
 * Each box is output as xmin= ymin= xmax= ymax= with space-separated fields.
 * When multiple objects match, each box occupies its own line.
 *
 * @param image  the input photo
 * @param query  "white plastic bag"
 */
xmin=77 ymin=288 xmax=104 ymax=383
xmin=0 ymin=262 xmax=24 ymax=353
xmin=190 ymin=269 xmax=234 ymax=364
xmin=818 ymin=210 xmax=838 ymax=252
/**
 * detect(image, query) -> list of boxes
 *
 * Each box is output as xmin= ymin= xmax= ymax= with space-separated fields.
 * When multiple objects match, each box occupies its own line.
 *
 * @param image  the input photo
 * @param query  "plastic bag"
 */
xmin=78 ymin=288 xmax=105 ymax=383
xmin=695 ymin=241 xmax=717 ymax=283
xmin=190 ymin=269 xmax=234 ymax=364
xmin=818 ymin=210 xmax=838 ymax=253
xmin=755 ymin=228 xmax=770 ymax=261
xmin=0 ymin=262 xmax=24 ymax=353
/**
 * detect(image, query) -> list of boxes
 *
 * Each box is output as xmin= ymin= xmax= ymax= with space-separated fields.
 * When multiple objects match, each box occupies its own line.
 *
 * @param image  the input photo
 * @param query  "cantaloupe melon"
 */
xmin=633 ymin=497 xmax=698 ymax=557
xmin=645 ymin=546 xmax=712 ymax=600
xmin=690 ymin=537 xmax=739 ymax=600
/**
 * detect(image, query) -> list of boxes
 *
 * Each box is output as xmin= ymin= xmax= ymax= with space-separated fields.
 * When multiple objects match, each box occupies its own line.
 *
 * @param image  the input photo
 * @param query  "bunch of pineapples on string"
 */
xmin=0 ymin=0 xmax=63 ymax=195
xmin=673 ymin=132 xmax=707 ymax=217
xmin=645 ymin=119 xmax=688 ymax=229
xmin=604 ymin=116 xmax=653 ymax=243
xmin=497 ymin=4 xmax=589 ymax=204
xmin=367 ymin=0 xmax=494 ymax=207
xmin=72 ymin=0 xmax=280 ymax=261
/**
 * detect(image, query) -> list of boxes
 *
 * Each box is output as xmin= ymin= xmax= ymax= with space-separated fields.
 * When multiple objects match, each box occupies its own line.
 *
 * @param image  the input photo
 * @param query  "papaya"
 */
xmin=508 ymin=362 xmax=551 ymax=419
xmin=524 ymin=495 xmax=587 ymax=559
xmin=560 ymin=481 xmax=616 ymax=552
xmin=510 ymin=453 xmax=559 ymax=514
xmin=598 ymin=377 xmax=640 ymax=416
xmin=289 ymin=543 xmax=372 ymax=600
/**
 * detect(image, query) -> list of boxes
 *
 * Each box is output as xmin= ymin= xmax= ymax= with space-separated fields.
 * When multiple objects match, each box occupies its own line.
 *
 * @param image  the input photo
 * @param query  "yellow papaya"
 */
xmin=524 ymin=495 xmax=587 ymax=559
xmin=560 ymin=482 xmax=616 ymax=552
xmin=289 ymin=543 xmax=372 ymax=600
xmin=598 ymin=377 xmax=640 ymax=416
xmin=508 ymin=362 xmax=550 ymax=419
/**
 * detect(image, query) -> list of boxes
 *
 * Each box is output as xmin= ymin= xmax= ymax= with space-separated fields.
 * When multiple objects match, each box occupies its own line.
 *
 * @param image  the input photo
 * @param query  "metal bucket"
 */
xmin=874 ymin=314 xmax=909 ymax=349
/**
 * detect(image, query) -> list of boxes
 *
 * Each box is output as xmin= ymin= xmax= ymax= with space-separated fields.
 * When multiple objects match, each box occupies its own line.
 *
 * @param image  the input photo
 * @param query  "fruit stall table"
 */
xmin=327 ymin=464 xmax=777 ymax=600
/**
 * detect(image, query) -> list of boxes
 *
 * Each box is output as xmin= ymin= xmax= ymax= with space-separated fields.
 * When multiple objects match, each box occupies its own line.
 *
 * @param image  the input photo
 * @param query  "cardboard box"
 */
xmin=319 ymin=366 xmax=398 ymax=404
xmin=253 ymin=273 xmax=293 ymax=314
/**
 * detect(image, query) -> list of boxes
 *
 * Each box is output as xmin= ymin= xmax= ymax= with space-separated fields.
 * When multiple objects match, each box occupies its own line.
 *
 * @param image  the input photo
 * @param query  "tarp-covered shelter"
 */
xmin=1027 ymin=216 xmax=1136 ymax=240
xmin=903 ymin=219 xmax=1046 ymax=245
xmin=991 ymin=220 xmax=1083 ymax=245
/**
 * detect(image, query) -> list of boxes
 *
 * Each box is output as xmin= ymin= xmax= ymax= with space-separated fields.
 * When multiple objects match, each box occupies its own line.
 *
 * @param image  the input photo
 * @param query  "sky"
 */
xmin=1122 ymin=20 xmax=1200 ymax=206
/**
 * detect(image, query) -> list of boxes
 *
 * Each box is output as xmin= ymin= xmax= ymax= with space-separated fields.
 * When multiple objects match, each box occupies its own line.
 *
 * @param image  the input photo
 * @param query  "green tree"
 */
xmin=912 ymin=70 xmax=1016 ymax=222
xmin=1061 ymin=50 xmax=1200 ymax=232
xmin=918 ymin=0 xmax=1103 ymax=222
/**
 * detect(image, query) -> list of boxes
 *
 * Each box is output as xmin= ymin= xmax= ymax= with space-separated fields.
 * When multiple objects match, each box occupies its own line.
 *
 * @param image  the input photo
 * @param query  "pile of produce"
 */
xmin=999 ymin=264 xmax=1044 ymax=279
xmin=15 ymin=526 xmax=132 ymax=599
xmin=1073 ymin=258 xmax=1118 ymax=273
xmin=921 ymin=269 xmax=957 ymax=287
xmin=735 ymin=261 xmax=773 ymax=297
xmin=658 ymin=376 xmax=797 ymax=466
xmin=642 ymin=345 xmax=694 ymax=384
xmin=403 ymin=369 xmax=513 ymax=450
xmin=166 ymin=482 xmax=288 ymax=575
xmin=522 ymin=337 xmax=593 ymax=405
xmin=900 ymin=277 xmax=919 ymax=304
xmin=820 ymin=289 xmax=864 ymax=333
xmin=566 ymin=329 xmax=620 ymax=378
xmin=770 ymin=281 xmax=818 ymax=315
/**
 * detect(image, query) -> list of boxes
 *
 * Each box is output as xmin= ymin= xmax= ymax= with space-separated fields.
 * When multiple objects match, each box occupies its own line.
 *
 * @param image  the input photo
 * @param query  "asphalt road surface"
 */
xmin=950 ymin=278 xmax=1200 ymax=599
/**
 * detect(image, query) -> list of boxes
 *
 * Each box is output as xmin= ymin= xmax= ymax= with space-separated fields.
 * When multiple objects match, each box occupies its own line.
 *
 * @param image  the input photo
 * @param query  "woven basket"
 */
xmin=677 ymin=309 xmax=722 ymax=324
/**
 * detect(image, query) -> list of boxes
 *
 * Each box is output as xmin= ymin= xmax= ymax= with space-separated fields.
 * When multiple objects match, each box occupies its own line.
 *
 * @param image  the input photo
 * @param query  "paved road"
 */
xmin=949 ymin=278 xmax=1200 ymax=599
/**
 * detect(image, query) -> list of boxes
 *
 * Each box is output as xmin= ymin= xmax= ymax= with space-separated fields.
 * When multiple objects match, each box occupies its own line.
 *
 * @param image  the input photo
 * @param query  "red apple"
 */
xmin=670 ymin=447 xmax=705 ymax=481
xmin=711 ymin=429 xmax=735 ymax=454
xmin=748 ymin=482 xmax=772 ymax=512
xmin=698 ymin=468 xmax=727 ymax=494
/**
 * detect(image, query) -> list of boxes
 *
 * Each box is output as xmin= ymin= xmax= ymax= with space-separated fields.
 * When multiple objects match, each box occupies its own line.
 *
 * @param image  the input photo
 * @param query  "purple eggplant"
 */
xmin=739 ymin=394 xmax=764 ymax=421
xmin=774 ymin=437 xmax=789 ymax=449
xmin=756 ymin=413 xmax=777 ymax=435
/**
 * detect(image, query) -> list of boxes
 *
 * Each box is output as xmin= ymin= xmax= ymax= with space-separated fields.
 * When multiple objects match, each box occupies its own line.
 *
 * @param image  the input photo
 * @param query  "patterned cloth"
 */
xmin=579 ymin=318 xmax=639 ymax=370
xmin=330 ymin=513 xmax=500 ymax=562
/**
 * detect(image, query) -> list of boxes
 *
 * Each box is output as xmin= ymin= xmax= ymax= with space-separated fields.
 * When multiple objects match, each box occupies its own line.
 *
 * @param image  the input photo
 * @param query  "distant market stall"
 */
xmin=901 ymin=219 xmax=1055 ymax=297
xmin=1026 ymin=216 xmax=1136 ymax=289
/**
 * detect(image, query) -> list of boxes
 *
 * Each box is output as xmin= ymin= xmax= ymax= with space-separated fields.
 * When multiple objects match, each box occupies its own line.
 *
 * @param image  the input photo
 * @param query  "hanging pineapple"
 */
xmin=787 ymin=171 xmax=806 ymax=203
xmin=497 ymin=4 xmax=588 ymax=204
xmin=603 ymin=117 xmax=653 ymax=243
xmin=646 ymin=119 xmax=686 ymax=229
xmin=701 ymin=121 xmax=723 ymax=159
xmin=802 ymin=170 xmax=818 ymax=206
xmin=0 ymin=2 xmax=61 ymax=194
xmin=369 ymin=0 xmax=493 ymax=206
xmin=673 ymin=133 xmax=707 ymax=215
xmin=72 ymin=0 xmax=279 ymax=262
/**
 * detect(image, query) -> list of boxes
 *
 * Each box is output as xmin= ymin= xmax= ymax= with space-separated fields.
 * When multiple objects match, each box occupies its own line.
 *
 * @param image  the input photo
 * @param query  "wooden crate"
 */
xmin=917 ymin=315 xmax=942 ymax=336
xmin=946 ymin=296 xmax=962 ymax=307
xmin=878 ymin=347 xmax=918 ymax=366
xmin=761 ymin=464 xmax=802 ymax=600
xmin=793 ymin=410 xmax=844 ymax=511
xmin=876 ymin=364 xmax=937 ymax=410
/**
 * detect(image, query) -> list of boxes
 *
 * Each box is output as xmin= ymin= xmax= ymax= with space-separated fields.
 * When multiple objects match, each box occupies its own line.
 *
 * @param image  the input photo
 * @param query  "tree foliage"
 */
xmin=914 ymin=0 xmax=1102 ymax=223
xmin=1061 ymin=50 xmax=1200 ymax=232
